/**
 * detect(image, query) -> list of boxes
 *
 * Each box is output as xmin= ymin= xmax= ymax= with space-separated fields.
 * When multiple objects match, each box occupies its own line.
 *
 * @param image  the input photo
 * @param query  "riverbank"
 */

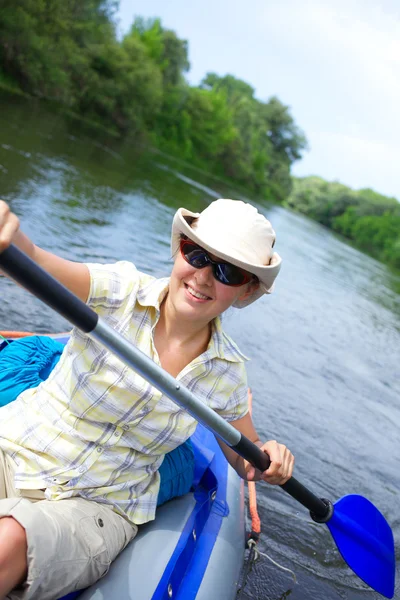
xmin=0 ymin=7 xmax=306 ymax=202
xmin=285 ymin=176 xmax=400 ymax=272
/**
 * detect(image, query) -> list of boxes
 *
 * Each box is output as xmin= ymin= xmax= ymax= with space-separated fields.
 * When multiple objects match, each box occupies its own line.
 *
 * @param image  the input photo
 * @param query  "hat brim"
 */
xmin=171 ymin=208 xmax=282 ymax=308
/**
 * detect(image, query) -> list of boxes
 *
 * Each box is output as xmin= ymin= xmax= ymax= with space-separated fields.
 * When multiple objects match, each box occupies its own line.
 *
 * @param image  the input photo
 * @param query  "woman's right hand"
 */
xmin=0 ymin=200 xmax=20 ymax=252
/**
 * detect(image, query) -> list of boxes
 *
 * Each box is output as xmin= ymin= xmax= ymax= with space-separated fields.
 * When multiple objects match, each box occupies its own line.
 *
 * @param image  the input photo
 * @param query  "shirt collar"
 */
xmin=137 ymin=275 xmax=170 ymax=312
xmin=136 ymin=274 xmax=249 ymax=363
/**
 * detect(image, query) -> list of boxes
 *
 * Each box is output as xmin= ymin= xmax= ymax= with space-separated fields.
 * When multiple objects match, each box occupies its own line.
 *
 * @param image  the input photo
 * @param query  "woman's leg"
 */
xmin=0 ymin=449 xmax=137 ymax=599
xmin=0 ymin=496 xmax=137 ymax=600
xmin=0 ymin=449 xmax=28 ymax=595
xmin=0 ymin=516 xmax=27 ymax=597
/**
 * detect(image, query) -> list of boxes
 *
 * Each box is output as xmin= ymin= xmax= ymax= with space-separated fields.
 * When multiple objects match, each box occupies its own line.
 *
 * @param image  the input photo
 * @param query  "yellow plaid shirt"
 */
xmin=0 ymin=262 xmax=249 ymax=524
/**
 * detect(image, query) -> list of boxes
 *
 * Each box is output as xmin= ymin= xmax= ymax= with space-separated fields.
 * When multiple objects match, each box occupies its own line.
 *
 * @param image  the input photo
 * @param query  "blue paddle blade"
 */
xmin=326 ymin=494 xmax=395 ymax=598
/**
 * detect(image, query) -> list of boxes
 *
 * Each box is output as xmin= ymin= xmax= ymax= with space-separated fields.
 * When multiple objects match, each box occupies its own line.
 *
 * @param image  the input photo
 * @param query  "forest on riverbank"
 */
xmin=286 ymin=178 xmax=400 ymax=269
xmin=0 ymin=0 xmax=306 ymax=202
xmin=0 ymin=0 xmax=399 ymax=271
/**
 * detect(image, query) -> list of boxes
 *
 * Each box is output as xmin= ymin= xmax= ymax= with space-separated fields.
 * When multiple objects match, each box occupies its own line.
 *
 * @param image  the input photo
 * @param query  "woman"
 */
xmin=0 ymin=198 xmax=294 ymax=600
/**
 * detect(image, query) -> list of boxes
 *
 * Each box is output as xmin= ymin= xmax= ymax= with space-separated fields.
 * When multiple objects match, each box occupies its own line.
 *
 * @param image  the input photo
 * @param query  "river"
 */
xmin=0 ymin=90 xmax=399 ymax=600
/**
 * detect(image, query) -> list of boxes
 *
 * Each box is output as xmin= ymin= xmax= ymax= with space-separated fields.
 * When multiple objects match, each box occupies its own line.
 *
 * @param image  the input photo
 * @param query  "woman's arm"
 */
xmin=216 ymin=412 xmax=294 ymax=484
xmin=0 ymin=200 xmax=90 ymax=302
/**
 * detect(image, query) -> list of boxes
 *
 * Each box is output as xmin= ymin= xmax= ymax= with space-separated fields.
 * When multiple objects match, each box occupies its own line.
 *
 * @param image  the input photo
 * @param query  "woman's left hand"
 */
xmin=245 ymin=440 xmax=294 ymax=485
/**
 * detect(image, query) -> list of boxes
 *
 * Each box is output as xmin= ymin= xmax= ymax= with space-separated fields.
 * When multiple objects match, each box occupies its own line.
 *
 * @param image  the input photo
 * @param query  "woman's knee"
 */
xmin=0 ymin=517 xmax=28 ymax=589
xmin=0 ymin=516 xmax=27 ymax=560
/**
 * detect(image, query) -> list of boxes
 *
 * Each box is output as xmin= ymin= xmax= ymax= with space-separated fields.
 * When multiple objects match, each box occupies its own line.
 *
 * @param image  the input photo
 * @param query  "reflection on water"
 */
xmin=0 ymin=90 xmax=399 ymax=600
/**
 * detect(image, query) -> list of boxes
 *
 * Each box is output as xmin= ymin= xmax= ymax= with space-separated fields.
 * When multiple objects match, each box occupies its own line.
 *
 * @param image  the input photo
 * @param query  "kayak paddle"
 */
xmin=0 ymin=244 xmax=395 ymax=598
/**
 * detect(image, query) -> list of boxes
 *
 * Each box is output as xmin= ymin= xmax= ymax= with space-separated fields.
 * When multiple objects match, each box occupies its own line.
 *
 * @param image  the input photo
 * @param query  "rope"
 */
xmin=237 ymin=539 xmax=296 ymax=597
xmin=236 ymin=538 xmax=257 ymax=597
xmin=247 ymin=388 xmax=261 ymax=542
xmin=236 ymin=389 xmax=262 ymax=597
xmin=236 ymin=389 xmax=296 ymax=597
xmin=256 ymin=543 xmax=297 ymax=584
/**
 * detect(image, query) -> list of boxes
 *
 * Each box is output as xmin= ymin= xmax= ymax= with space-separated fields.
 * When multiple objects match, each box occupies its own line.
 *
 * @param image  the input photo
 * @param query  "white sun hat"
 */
xmin=171 ymin=199 xmax=282 ymax=308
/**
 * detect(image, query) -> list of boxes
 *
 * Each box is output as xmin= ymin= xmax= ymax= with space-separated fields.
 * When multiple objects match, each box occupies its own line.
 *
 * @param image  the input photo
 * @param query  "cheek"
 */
xmin=171 ymin=254 xmax=195 ymax=282
xmin=214 ymin=282 xmax=242 ymax=306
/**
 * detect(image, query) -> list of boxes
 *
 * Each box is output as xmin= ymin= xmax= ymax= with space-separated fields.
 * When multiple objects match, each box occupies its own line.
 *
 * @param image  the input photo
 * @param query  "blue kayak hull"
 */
xmin=78 ymin=426 xmax=245 ymax=600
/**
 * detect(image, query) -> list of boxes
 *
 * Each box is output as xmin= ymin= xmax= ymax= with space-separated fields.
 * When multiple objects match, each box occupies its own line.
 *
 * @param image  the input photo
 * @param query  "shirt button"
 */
xmin=122 ymin=425 xmax=129 ymax=431
xmin=114 ymin=430 xmax=121 ymax=436
xmin=96 ymin=446 xmax=103 ymax=453
xmin=78 ymin=466 xmax=85 ymax=474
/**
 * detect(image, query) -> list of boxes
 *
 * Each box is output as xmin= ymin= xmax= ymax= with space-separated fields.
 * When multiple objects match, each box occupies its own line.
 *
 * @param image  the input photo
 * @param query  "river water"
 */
xmin=0 ymin=91 xmax=399 ymax=600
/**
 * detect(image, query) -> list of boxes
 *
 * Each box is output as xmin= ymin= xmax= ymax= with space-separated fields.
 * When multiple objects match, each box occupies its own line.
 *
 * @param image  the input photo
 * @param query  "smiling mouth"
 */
xmin=185 ymin=283 xmax=212 ymax=301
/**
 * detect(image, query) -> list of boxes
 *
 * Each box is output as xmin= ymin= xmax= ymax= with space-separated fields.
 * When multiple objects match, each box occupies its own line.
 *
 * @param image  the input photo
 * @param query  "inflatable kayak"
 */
xmin=0 ymin=332 xmax=246 ymax=600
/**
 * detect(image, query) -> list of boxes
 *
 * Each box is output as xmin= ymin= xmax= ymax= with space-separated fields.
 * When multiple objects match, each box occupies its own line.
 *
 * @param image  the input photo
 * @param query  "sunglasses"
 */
xmin=180 ymin=238 xmax=255 ymax=287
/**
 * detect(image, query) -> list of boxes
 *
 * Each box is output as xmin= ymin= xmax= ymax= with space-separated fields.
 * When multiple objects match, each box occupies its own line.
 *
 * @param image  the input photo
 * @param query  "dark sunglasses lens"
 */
xmin=181 ymin=242 xmax=209 ymax=268
xmin=214 ymin=263 xmax=246 ymax=286
xmin=181 ymin=239 xmax=249 ymax=286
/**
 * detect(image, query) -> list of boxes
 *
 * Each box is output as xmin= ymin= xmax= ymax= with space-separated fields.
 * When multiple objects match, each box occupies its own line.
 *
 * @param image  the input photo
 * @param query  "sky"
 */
xmin=117 ymin=0 xmax=400 ymax=200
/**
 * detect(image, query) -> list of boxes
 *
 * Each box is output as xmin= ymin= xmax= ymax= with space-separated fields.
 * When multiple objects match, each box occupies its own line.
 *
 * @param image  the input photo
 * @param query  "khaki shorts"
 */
xmin=0 ymin=449 xmax=137 ymax=600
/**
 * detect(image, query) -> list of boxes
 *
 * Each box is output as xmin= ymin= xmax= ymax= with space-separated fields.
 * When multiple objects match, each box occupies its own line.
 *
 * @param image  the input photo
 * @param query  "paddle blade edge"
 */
xmin=327 ymin=494 xmax=395 ymax=598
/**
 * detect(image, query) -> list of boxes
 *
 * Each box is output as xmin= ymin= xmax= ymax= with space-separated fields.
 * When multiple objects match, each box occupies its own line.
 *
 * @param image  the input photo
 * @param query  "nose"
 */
xmin=194 ymin=265 xmax=213 ymax=286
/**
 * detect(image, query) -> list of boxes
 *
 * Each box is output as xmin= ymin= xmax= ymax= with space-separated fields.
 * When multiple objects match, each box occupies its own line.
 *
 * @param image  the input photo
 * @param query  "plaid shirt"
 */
xmin=0 ymin=262 xmax=249 ymax=524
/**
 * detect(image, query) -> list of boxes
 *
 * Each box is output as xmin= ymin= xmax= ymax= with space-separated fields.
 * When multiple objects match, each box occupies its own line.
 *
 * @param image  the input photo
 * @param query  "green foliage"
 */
xmin=199 ymin=74 xmax=307 ymax=199
xmin=286 ymin=177 xmax=400 ymax=269
xmin=127 ymin=17 xmax=189 ymax=88
xmin=0 ymin=2 xmax=305 ymax=199
xmin=0 ymin=0 xmax=118 ymax=103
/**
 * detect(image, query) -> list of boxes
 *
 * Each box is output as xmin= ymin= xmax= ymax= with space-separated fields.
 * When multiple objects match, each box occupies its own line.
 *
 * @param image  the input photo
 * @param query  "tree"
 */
xmin=199 ymin=74 xmax=307 ymax=199
xmin=287 ymin=176 xmax=400 ymax=269
xmin=0 ymin=6 xmax=308 ymax=201
xmin=128 ymin=17 xmax=189 ymax=88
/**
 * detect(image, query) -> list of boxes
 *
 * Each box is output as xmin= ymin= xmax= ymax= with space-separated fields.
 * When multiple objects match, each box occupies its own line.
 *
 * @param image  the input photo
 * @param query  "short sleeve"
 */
xmin=84 ymin=261 xmax=140 ymax=317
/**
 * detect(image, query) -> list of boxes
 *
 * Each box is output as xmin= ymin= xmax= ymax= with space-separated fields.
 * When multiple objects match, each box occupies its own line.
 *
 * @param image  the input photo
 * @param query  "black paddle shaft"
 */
xmin=234 ymin=435 xmax=332 ymax=518
xmin=0 ymin=244 xmax=332 ymax=521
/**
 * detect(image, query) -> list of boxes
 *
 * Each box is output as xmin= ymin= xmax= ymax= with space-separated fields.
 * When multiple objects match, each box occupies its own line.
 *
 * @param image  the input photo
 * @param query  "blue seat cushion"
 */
xmin=0 ymin=336 xmax=195 ymax=506
xmin=0 ymin=336 xmax=64 ymax=406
